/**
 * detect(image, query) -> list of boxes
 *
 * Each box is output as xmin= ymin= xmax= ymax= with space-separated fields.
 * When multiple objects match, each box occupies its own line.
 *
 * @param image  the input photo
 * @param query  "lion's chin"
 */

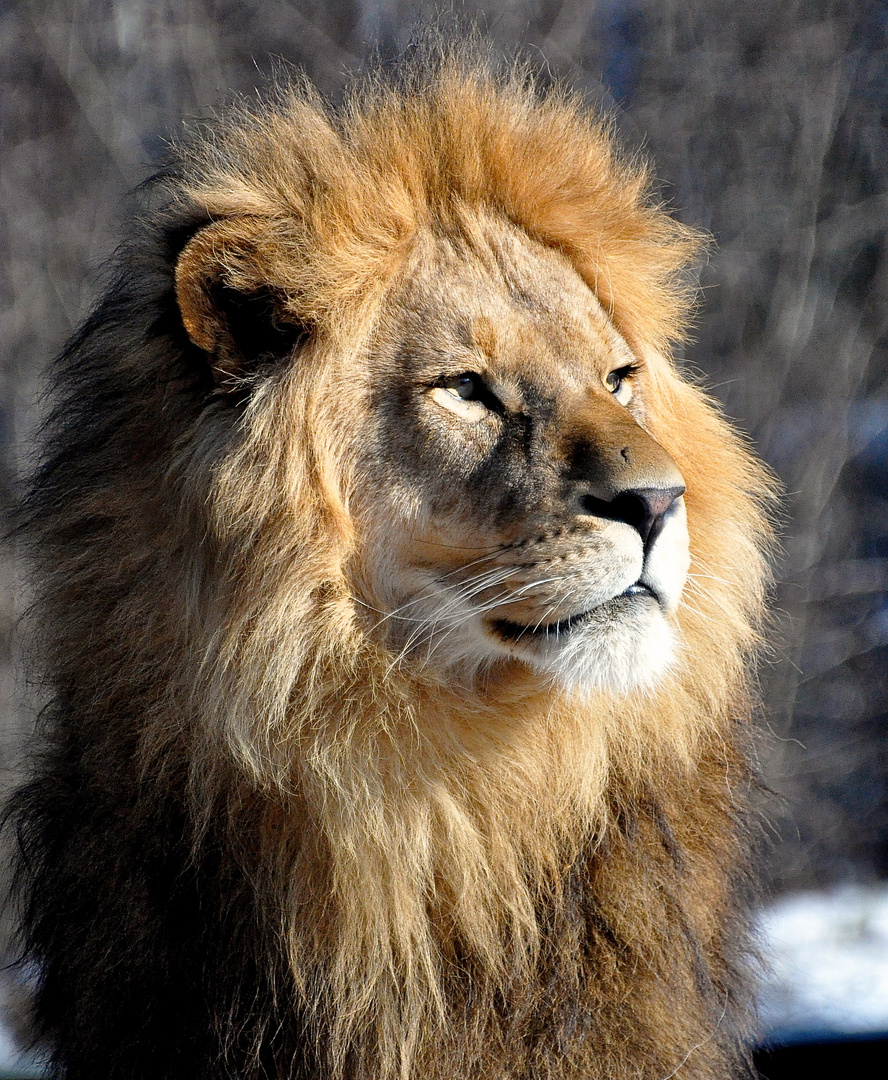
xmin=486 ymin=591 xmax=679 ymax=695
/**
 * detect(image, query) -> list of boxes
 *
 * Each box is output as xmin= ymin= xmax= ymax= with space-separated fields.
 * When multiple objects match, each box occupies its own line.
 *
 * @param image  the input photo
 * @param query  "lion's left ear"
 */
xmin=175 ymin=217 xmax=309 ymax=383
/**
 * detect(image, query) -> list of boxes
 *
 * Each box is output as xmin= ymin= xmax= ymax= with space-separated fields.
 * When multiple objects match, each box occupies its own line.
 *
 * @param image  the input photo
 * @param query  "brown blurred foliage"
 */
xmin=1 ymin=0 xmax=887 ymax=905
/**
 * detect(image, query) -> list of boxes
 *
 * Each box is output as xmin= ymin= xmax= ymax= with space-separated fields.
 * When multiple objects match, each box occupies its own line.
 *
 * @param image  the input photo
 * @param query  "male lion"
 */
xmin=10 ymin=52 xmax=774 ymax=1080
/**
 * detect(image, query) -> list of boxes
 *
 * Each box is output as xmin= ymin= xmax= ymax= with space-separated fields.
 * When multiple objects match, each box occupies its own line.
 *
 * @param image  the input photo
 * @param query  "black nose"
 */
xmin=581 ymin=485 xmax=685 ymax=551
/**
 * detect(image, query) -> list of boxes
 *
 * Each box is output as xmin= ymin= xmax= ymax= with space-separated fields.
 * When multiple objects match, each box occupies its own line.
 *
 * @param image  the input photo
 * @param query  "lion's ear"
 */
xmin=175 ymin=217 xmax=309 ymax=384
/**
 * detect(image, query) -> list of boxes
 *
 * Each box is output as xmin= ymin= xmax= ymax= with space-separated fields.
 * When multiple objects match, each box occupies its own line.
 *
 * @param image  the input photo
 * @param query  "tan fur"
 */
xmin=16 ymin=51 xmax=775 ymax=1080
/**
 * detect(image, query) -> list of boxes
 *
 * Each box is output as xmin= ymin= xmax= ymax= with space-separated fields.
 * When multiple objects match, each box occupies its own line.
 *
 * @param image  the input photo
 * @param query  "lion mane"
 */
xmin=10 ymin=51 xmax=774 ymax=1080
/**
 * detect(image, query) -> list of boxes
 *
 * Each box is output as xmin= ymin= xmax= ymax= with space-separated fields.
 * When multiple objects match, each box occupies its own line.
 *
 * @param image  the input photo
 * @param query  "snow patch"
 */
xmin=758 ymin=883 xmax=888 ymax=1042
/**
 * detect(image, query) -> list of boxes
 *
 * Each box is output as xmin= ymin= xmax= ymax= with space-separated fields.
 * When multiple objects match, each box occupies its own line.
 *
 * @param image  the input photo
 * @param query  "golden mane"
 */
xmin=11 ymin=51 xmax=775 ymax=1080
xmin=176 ymin=60 xmax=698 ymax=350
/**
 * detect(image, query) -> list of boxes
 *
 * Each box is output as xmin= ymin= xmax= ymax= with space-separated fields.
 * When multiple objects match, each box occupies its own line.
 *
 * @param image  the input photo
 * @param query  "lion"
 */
xmin=9 ymin=51 xmax=775 ymax=1080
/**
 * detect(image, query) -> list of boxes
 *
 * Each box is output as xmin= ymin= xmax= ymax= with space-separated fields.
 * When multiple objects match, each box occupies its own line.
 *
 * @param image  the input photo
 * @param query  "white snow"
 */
xmin=757 ymin=883 xmax=888 ymax=1041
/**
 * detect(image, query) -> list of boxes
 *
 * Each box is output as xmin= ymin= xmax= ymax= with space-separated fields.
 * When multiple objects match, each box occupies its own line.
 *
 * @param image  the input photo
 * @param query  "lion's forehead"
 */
xmin=382 ymin=217 xmax=634 ymax=396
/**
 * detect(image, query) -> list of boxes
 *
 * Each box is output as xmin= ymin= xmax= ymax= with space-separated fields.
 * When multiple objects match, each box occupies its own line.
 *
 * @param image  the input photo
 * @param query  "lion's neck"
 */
xmin=247 ymin=654 xmax=726 ymax=1080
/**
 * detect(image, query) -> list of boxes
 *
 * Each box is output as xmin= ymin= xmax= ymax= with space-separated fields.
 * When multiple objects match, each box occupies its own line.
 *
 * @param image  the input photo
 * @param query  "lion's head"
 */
xmin=170 ymin=62 xmax=767 ymax=723
xmin=181 ymin=205 xmax=691 ymax=698
xmin=15 ymin=53 xmax=776 ymax=1080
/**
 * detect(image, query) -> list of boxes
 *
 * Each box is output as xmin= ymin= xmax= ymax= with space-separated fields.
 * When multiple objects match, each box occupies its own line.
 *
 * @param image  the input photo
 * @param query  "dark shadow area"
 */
xmin=755 ymin=1034 xmax=888 ymax=1078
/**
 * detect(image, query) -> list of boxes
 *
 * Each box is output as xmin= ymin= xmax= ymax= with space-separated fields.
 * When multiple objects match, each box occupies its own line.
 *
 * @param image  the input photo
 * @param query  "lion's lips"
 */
xmin=488 ymin=583 xmax=658 ymax=643
xmin=490 ymin=609 xmax=594 ymax=643
xmin=623 ymin=582 xmax=658 ymax=600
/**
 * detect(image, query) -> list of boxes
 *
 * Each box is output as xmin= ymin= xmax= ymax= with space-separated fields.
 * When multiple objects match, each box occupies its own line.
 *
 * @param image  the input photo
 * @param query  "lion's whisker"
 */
xmin=686 ymin=570 xmax=733 ymax=587
xmin=678 ymin=599 xmax=721 ymax=626
xmin=361 ymin=566 xmax=520 ymax=633
xmin=397 ymin=571 xmax=589 ymax=671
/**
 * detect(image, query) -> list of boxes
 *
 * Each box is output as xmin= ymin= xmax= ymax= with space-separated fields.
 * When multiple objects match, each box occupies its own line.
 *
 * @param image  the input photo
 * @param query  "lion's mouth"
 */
xmin=489 ymin=583 xmax=658 ymax=643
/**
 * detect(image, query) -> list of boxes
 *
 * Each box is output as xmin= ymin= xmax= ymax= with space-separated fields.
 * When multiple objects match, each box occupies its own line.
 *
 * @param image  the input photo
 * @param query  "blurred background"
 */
xmin=1 ymin=0 xmax=887 ymax=1075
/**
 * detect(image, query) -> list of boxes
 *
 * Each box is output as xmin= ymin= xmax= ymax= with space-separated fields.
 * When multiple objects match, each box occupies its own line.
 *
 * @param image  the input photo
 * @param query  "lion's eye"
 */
xmin=444 ymin=373 xmax=483 ymax=400
xmin=605 ymin=365 xmax=637 ymax=406
xmin=429 ymin=371 xmax=498 ymax=421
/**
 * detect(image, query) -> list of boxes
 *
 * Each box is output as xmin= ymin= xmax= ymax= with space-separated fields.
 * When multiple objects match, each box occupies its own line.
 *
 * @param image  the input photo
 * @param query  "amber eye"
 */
xmin=445 ymin=372 xmax=483 ymax=400
xmin=430 ymin=371 xmax=500 ymax=421
xmin=605 ymin=365 xmax=636 ymax=406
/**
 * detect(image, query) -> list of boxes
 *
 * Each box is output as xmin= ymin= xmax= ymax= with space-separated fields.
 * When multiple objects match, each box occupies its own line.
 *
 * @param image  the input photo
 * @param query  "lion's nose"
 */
xmin=580 ymin=485 xmax=685 ymax=552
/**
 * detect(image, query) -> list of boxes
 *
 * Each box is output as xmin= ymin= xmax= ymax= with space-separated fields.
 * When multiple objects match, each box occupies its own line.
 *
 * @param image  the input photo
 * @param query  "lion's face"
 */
xmin=353 ymin=216 xmax=689 ymax=693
